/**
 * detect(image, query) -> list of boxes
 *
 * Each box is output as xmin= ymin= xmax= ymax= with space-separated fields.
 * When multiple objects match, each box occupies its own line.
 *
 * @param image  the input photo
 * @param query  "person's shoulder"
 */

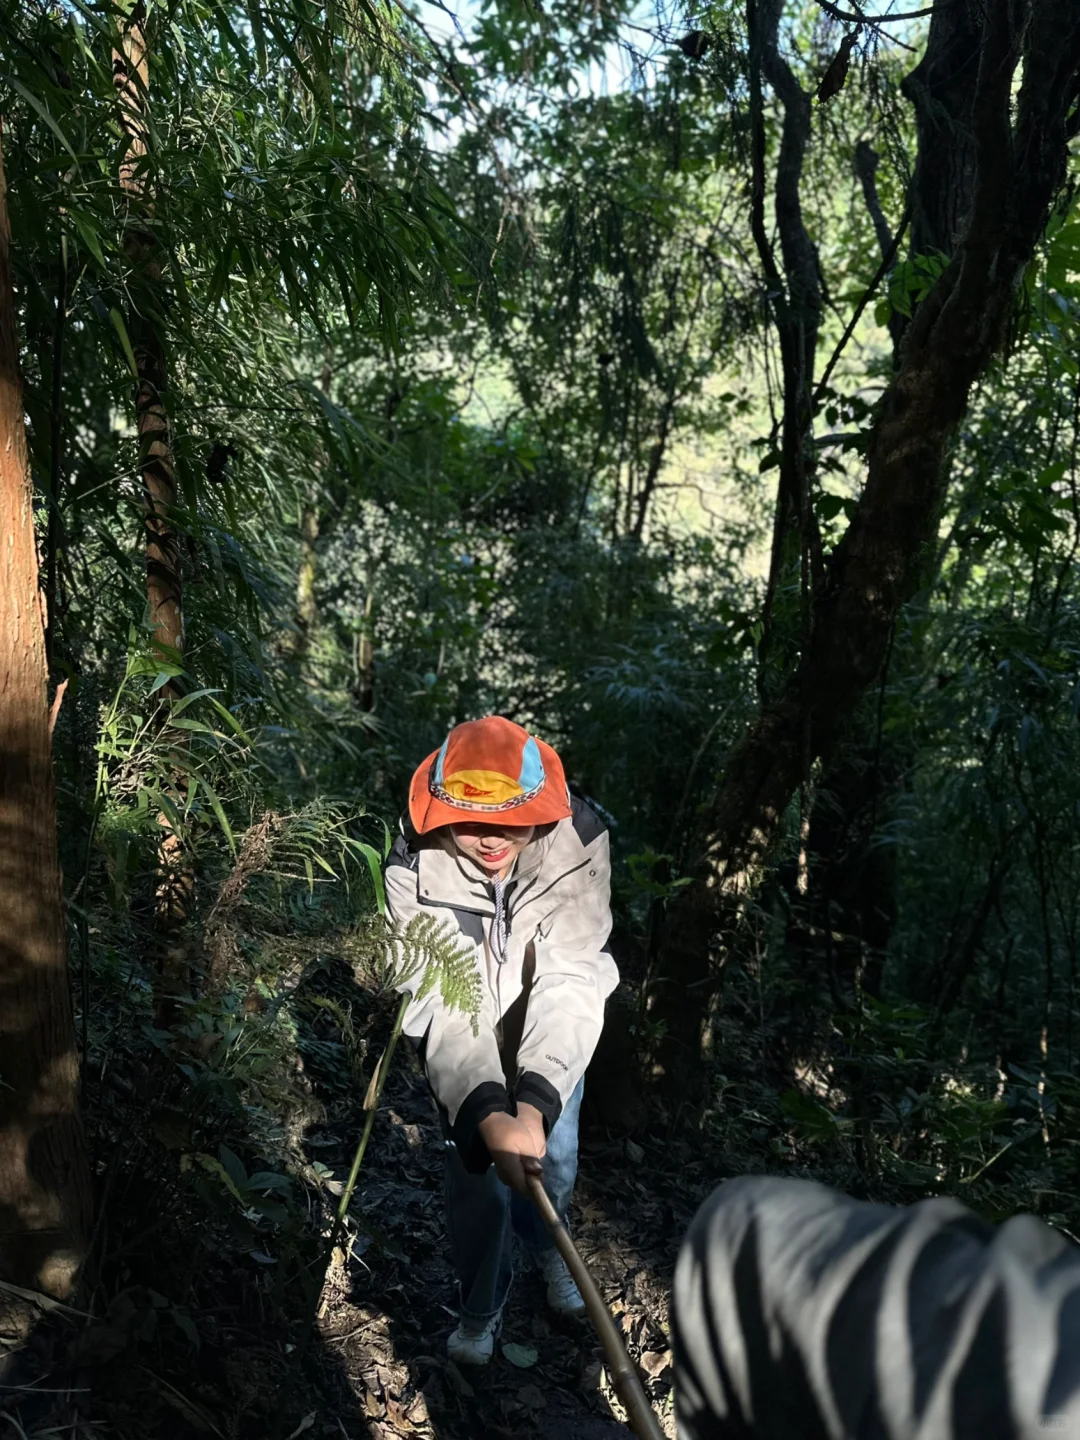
xmin=385 ymin=816 xmax=425 ymax=875
xmin=540 ymin=796 xmax=610 ymax=888
xmin=568 ymin=791 xmax=610 ymax=849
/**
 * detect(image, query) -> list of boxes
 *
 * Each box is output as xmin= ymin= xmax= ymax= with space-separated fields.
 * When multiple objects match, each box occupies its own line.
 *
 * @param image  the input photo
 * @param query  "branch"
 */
xmin=853 ymin=140 xmax=895 ymax=261
xmin=1009 ymin=0 xmax=1080 ymax=272
xmin=48 ymin=679 xmax=68 ymax=738
xmin=812 ymin=203 xmax=910 ymax=406
xmin=631 ymin=390 xmax=676 ymax=542
xmin=853 ymin=138 xmax=909 ymax=357
xmin=818 ymin=0 xmax=942 ymax=23
xmin=747 ymin=1 xmax=783 ymax=294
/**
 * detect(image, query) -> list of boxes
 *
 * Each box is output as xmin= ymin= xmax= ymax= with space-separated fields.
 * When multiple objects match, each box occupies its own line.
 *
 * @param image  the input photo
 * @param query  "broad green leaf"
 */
xmin=501 ymin=1343 xmax=539 ymax=1368
xmin=218 ymin=1144 xmax=248 ymax=1190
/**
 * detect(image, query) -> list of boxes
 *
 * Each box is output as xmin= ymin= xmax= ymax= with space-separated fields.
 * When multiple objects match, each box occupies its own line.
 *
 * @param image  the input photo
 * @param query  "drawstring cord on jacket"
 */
xmin=491 ymin=875 xmax=510 ymax=965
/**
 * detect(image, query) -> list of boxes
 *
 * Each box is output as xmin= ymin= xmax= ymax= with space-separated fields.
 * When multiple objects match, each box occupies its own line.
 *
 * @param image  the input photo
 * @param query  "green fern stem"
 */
xmin=287 ymin=914 xmax=478 ymax=1411
xmin=281 ymin=988 xmax=411 ymax=1435
xmin=331 ymin=988 xmax=410 ymax=1242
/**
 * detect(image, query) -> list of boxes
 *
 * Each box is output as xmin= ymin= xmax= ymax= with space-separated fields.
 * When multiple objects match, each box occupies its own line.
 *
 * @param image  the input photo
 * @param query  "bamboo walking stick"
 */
xmin=526 ymin=1172 xmax=666 ymax=1440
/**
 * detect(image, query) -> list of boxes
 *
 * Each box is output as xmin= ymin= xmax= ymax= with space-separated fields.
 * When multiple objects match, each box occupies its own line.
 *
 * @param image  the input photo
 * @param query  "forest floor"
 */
xmin=0 ymin=963 xmax=727 ymax=1440
xmin=303 ymin=1056 xmax=709 ymax=1440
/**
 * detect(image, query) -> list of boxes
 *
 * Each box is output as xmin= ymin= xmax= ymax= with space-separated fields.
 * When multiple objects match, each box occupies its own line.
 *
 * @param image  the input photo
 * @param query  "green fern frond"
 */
xmin=384 ymin=915 xmax=482 ymax=1037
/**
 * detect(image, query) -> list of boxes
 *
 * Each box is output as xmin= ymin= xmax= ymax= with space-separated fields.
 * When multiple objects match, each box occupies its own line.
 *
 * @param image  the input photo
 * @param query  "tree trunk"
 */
xmin=0 ymin=134 xmax=92 ymax=1303
xmin=900 ymin=0 xmax=984 ymax=262
xmin=781 ymin=740 xmax=899 ymax=1007
xmin=114 ymin=9 xmax=182 ymax=672
xmin=290 ymin=357 xmax=330 ymax=669
xmin=751 ymin=0 xmax=823 ymax=693
xmin=354 ymin=589 xmax=375 ymax=712
xmin=114 ymin=10 xmax=192 ymax=1029
xmin=136 ymin=311 xmax=183 ymax=671
xmin=648 ymin=0 xmax=824 ymax=1094
xmin=290 ymin=499 xmax=320 ymax=666
xmin=44 ymin=237 xmax=68 ymax=676
xmin=652 ymin=0 xmax=1080 ymax=1098
xmin=776 ymin=10 xmax=989 ymax=1045
xmin=777 ymin=133 xmax=910 ymax=1032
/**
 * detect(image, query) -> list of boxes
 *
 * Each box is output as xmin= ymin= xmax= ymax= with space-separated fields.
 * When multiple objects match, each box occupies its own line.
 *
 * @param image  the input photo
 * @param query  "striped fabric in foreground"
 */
xmin=673 ymin=1175 xmax=1080 ymax=1440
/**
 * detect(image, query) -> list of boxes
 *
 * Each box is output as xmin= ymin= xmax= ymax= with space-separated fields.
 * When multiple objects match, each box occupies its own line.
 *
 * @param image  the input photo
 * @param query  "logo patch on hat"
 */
xmin=431 ymin=739 xmax=547 ymax=814
xmin=441 ymin=769 xmax=522 ymax=806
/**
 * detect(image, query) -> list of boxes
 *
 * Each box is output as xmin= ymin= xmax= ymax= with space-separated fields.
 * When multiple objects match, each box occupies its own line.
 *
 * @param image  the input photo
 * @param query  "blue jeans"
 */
xmin=444 ymin=1078 xmax=583 ymax=1327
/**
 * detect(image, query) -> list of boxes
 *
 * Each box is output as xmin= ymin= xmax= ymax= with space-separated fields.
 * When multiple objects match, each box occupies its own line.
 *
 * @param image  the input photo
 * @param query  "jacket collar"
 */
xmin=417 ymin=824 xmax=558 ymax=911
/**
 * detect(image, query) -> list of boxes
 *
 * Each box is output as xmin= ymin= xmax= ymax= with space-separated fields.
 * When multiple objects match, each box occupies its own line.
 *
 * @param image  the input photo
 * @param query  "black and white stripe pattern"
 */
xmin=673 ymin=1176 xmax=1080 ymax=1440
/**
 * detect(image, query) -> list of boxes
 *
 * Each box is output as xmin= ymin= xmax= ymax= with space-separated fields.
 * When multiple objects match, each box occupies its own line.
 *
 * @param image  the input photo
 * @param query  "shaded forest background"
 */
xmin=1 ymin=0 xmax=1079 ymax=1433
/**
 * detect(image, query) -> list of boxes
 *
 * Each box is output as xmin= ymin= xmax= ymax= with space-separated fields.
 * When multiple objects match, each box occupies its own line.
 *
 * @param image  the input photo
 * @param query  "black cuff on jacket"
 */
xmin=450 ymin=1080 xmax=511 ymax=1174
xmin=515 ymin=1072 xmax=563 ymax=1136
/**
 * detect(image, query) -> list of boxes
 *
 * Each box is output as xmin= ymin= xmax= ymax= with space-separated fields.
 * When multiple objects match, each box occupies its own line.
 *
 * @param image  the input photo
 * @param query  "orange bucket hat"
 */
xmin=408 ymin=716 xmax=572 ymax=835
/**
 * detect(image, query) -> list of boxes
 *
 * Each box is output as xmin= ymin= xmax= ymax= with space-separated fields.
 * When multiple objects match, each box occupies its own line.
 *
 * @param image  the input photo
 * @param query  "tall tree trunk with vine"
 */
xmin=787 ymin=0 xmax=989 ymax=1033
xmin=0 ymin=134 xmax=93 ymax=1303
xmin=650 ymin=0 xmax=824 ymax=1093
xmin=651 ymin=0 xmax=1080 ymax=1100
xmin=114 ymin=5 xmax=192 ymax=1029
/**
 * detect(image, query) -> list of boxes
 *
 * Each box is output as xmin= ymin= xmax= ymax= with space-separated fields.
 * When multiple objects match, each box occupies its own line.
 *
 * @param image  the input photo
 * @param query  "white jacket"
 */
xmin=384 ymin=797 xmax=618 ymax=1171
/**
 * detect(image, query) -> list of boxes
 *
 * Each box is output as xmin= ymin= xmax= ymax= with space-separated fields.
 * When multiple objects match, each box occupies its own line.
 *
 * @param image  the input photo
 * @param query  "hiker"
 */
xmin=672 ymin=1174 xmax=1080 ymax=1439
xmin=384 ymin=715 xmax=617 ymax=1365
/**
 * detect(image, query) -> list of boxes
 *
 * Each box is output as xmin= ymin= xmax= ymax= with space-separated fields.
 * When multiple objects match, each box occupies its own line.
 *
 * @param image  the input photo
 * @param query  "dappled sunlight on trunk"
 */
xmin=0 ymin=137 xmax=91 ymax=1305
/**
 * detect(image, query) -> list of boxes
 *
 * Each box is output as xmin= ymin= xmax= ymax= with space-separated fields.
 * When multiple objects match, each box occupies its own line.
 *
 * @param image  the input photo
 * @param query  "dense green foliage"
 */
xmin=2 ymin=0 xmax=1080 ymax=1422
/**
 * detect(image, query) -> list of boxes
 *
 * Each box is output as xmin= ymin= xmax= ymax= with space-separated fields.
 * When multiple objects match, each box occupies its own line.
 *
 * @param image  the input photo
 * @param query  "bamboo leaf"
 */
xmin=69 ymin=210 xmax=107 ymax=268
xmin=109 ymin=308 xmax=139 ymax=377
xmin=198 ymin=777 xmax=236 ymax=855
xmin=169 ymin=688 xmax=225 ymax=716
xmin=206 ymin=697 xmax=254 ymax=743
xmin=3 ymin=76 xmax=80 ymax=164
xmin=356 ymin=841 xmax=387 ymax=916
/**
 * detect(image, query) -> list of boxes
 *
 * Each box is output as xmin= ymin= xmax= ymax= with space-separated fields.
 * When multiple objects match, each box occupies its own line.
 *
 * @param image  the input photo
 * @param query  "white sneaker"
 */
xmin=446 ymin=1310 xmax=502 ymax=1365
xmin=534 ymin=1249 xmax=586 ymax=1316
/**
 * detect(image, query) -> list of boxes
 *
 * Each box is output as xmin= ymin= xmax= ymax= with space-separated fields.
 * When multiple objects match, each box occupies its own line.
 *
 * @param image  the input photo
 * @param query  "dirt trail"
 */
xmin=309 ymin=1057 xmax=717 ymax=1439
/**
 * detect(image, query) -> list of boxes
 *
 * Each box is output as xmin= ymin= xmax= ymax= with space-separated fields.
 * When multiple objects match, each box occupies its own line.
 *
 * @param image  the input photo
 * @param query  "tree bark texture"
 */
xmin=653 ymin=0 xmax=1080 ymax=1096
xmin=114 ymin=11 xmax=182 ymax=667
xmin=798 ymin=9 xmax=993 ymax=1043
xmin=751 ymin=0 xmax=823 ymax=688
xmin=900 ymin=0 xmax=984 ymax=259
xmin=0 ymin=135 xmax=92 ymax=1302
xmin=114 ymin=12 xmax=192 ymax=1029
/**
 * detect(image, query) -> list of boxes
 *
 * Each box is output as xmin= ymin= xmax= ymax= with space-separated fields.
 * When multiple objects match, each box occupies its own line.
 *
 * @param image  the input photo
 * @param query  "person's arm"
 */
xmin=512 ymin=818 xmax=619 ymax=1136
xmin=384 ymin=840 xmax=511 ymax=1172
xmin=672 ymin=1175 xmax=1080 ymax=1440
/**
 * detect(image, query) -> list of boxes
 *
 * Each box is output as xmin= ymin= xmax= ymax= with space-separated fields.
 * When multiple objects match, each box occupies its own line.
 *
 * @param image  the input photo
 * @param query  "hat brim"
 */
xmin=408 ymin=736 xmax=572 ymax=834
